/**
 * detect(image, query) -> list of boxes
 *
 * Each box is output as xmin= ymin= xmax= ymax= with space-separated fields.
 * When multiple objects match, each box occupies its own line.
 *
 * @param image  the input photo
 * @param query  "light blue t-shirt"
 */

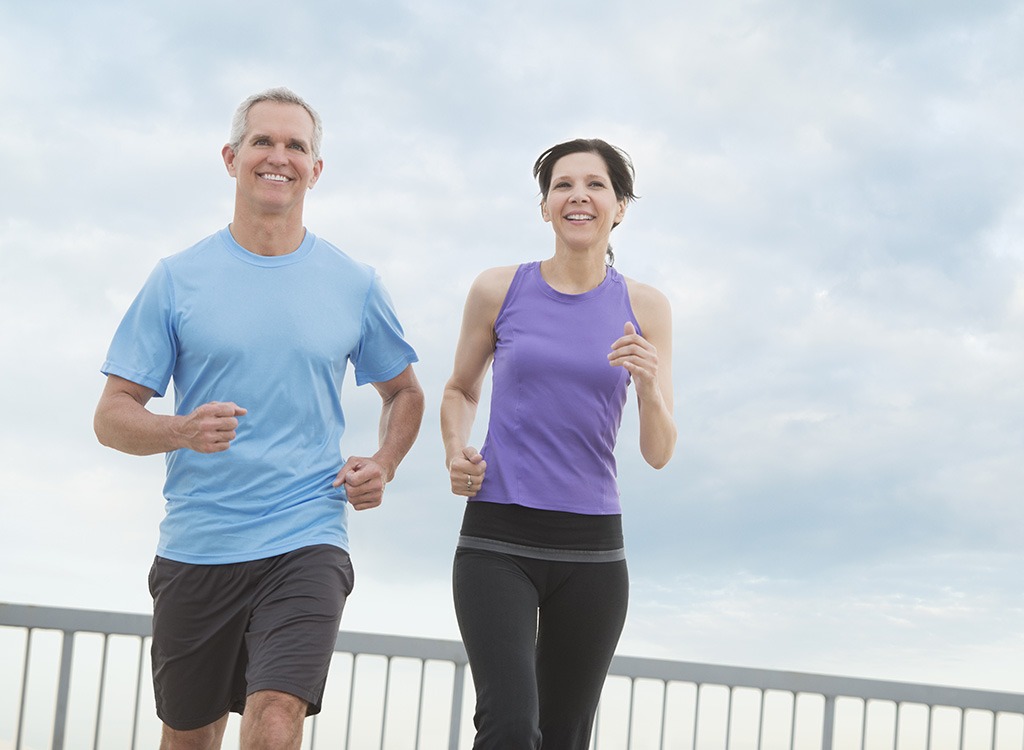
xmin=102 ymin=227 xmax=418 ymax=564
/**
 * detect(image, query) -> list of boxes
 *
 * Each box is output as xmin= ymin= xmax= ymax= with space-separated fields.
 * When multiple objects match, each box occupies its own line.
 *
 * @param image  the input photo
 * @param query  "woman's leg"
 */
xmin=453 ymin=549 xmax=543 ymax=750
xmin=535 ymin=560 xmax=629 ymax=749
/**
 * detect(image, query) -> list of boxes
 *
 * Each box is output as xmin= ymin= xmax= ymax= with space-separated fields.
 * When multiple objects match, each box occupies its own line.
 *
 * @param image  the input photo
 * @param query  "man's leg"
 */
xmin=239 ymin=690 xmax=307 ymax=750
xmin=159 ymin=714 xmax=229 ymax=750
xmin=243 ymin=546 xmax=354 ymax=734
xmin=149 ymin=557 xmax=250 ymax=738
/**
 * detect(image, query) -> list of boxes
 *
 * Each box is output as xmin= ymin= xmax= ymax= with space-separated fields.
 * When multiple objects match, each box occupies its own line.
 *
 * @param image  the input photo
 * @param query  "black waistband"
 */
xmin=460 ymin=500 xmax=623 ymax=551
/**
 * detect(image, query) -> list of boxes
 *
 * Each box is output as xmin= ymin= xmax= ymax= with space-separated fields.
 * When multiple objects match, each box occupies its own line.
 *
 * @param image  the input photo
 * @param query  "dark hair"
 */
xmin=532 ymin=139 xmax=638 ymax=265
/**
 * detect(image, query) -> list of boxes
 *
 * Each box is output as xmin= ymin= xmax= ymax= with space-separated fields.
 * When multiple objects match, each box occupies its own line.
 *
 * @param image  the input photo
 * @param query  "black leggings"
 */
xmin=453 ymin=548 xmax=629 ymax=750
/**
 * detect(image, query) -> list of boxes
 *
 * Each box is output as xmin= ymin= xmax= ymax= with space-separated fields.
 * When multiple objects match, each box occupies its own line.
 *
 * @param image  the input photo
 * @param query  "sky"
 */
xmin=1 ymin=0 xmax=1023 ymax=698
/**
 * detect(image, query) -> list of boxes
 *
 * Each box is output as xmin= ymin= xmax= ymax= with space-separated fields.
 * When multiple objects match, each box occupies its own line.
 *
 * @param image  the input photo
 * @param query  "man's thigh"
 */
xmin=149 ymin=556 xmax=253 ymax=730
xmin=149 ymin=545 xmax=354 ymax=729
xmin=244 ymin=545 xmax=354 ymax=715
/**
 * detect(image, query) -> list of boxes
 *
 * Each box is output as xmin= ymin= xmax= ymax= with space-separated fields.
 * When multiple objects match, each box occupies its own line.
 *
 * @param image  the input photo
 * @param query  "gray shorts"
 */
xmin=148 ymin=544 xmax=354 ymax=731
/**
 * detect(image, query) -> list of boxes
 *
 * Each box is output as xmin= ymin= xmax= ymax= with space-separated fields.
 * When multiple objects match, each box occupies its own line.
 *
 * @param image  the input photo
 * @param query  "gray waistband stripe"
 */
xmin=457 ymin=536 xmax=626 ymax=563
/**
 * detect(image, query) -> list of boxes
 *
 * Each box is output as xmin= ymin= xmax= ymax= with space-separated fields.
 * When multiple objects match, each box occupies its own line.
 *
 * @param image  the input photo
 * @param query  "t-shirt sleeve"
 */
xmin=352 ymin=273 xmax=418 ymax=386
xmin=100 ymin=261 xmax=178 ymax=398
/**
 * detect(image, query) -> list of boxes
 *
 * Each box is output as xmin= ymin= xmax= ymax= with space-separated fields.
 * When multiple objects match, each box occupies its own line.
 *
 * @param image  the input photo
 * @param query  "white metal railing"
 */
xmin=2 ymin=601 xmax=1023 ymax=749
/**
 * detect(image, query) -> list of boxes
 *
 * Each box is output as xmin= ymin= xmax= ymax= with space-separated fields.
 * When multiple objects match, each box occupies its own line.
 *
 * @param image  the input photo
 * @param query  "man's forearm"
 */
xmin=374 ymin=383 xmax=425 ymax=481
xmin=94 ymin=392 xmax=185 ymax=456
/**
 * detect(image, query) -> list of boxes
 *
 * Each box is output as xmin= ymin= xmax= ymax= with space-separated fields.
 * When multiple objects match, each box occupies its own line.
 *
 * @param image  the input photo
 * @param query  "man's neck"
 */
xmin=228 ymin=213 xmax=307 ymax=257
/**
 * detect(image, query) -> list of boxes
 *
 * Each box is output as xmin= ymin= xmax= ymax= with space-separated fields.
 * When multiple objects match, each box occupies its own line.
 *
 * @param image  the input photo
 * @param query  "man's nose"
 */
xmin=268 ymin=144 xmax=289 ymax=163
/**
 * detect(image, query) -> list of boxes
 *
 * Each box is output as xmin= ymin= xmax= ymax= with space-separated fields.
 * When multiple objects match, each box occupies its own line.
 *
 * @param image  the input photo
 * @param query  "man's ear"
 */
xmin=222 ymin=144 xmax=237 ymax=177
xmin=309 ymin=159 xmax=324 ymax=189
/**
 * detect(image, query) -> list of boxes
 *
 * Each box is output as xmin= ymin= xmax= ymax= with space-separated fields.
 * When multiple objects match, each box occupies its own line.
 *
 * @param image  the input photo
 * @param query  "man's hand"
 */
xmin=333 ymin=456 xmax=388 ymax=511
xmin=174 ymin=401 xmax=247 ymax=453
xmin=95 ymin=375 xmax=247 ymax=457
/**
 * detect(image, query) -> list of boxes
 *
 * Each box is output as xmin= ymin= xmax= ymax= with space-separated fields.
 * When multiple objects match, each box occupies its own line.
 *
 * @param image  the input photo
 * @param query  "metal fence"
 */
xmin=2 ymin=601 xmax=1023 ymax=749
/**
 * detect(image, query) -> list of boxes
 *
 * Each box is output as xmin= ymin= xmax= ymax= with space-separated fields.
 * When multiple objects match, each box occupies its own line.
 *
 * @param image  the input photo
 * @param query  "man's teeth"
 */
xmin=261 ymin=173 xmax=289 ymax=182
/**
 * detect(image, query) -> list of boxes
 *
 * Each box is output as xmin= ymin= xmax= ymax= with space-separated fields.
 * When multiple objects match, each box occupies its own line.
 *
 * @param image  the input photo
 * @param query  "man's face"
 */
xmin=222 ymin=101 xmax=323 ymax=216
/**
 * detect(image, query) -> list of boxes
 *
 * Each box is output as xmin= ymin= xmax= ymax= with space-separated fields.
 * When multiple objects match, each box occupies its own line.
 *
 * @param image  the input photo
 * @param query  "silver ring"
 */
xmin=466 ymin=475 xmax=473 ymax=488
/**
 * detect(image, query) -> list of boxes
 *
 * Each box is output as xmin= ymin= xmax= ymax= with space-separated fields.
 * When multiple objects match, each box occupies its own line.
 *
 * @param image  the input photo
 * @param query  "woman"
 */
xmin=441 ymin=138 xmax=676 ymax=749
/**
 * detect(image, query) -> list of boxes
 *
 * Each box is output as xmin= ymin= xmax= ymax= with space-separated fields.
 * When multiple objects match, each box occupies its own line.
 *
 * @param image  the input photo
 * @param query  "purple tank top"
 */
xmin=473 ymin=261 xmax=639 ymax=515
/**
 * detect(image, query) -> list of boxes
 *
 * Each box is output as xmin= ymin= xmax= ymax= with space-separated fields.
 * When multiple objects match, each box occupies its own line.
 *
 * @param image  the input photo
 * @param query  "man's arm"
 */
xmin=94 ymin=374 xmax=247 ymax=456
xmin=333 ymin=364 xmax=425 ymax=510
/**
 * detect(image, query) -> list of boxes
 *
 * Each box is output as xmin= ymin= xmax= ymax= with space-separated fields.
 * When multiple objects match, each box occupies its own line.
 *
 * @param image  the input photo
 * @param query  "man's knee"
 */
xmin=246 ymin=689 xmax=307 ymax=718
xmin=160 ymin=714 xmax=229 ymax=750
xmin=240 ymin=690 xmax=308 ymax=748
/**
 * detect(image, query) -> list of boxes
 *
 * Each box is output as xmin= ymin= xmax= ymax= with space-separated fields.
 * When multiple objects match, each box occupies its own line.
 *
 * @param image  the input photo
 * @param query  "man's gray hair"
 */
xmin=228 ymin=87 xmax=323 ymax=161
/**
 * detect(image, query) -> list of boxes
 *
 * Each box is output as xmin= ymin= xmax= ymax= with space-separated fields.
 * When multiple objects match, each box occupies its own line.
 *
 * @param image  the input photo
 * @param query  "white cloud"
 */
xmin=1 ymin=0 xmax=1023 ymax=699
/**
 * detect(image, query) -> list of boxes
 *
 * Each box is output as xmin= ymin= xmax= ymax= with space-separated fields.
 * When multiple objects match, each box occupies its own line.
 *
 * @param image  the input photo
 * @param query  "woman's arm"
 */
xmin=611 ymin=280 xmax=677 ymax=468
xmin=440 ymin=266 xmax=516 ymax=496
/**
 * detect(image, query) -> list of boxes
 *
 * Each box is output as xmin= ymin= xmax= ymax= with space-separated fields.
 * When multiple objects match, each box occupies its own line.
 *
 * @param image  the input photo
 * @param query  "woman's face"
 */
xmin=541 ymin=151 xmax=626 ymax=251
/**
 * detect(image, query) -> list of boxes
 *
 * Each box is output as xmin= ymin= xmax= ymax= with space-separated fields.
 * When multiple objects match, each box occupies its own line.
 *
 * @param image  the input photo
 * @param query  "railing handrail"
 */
xmin=0 ymin=602 xmax=152 ymax=638
xmin=608 ymin=654 xmax=1024 ymax=713
xmin=5 ymin=602 xmax=1022 ymax=713
xmin=4 ymin=601 xmax=1024 ymax=750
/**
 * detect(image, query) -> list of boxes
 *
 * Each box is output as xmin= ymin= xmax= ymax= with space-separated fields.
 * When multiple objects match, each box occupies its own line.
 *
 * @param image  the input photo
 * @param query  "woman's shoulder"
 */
xmin=475 ymin=264 xmax=521 ymax=287
xmin=468 ymin=264 xmax=521 ymax=308
xmin=622 ymin=274 xmax=671 ymax=316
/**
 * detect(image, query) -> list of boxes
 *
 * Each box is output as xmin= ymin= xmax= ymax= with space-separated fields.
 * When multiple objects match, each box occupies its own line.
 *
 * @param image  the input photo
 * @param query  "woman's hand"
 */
xmin=449 ymin=445 xmax=487 ymax=497
xmin=609 ymin=321 xmax=663 ymax=402
xmin=611 ymin=281 xmax=677 ymax=469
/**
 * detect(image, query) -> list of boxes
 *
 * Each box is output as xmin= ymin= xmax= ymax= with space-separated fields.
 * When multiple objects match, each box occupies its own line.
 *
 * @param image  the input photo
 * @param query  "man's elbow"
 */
xmin=397 ymin=374 xmax=426 ymax=405
xmin=94 ymin=400 xmax=132 ymax=452
xmin=407 ymin=384 xmax=426 ymax=420
xmin=93 ymin=408 xmax=114 ymax=448
xmin=391 ymin=380 xmax=426 ymax=423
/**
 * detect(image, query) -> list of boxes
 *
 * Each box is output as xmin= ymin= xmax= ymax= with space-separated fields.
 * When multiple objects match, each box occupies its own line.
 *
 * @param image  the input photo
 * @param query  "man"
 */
xmin=94 ymin=88 xmax=424 ymax=749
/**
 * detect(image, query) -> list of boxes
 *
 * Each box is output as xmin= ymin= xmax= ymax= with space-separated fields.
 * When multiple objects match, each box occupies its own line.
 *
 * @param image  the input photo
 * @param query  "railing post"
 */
xmin=821 ymin=694 xmax=835 ymax=750
xmin=15 ymin=629 xmax=33 ymax=750
xmin=344 ymin=656 xmax=359 ymax=750
xmin=448 ymin=662 xmax=466 ymax=750
xmin=130 ymin=637 xmax=146 ymax=750
xmin=92 ymin=635 xmax=109 ymax=750
xmin=381 ymin=657 xmax=393 ymax=750
xmin=51 ymin=631 xmax=75 ymax=750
